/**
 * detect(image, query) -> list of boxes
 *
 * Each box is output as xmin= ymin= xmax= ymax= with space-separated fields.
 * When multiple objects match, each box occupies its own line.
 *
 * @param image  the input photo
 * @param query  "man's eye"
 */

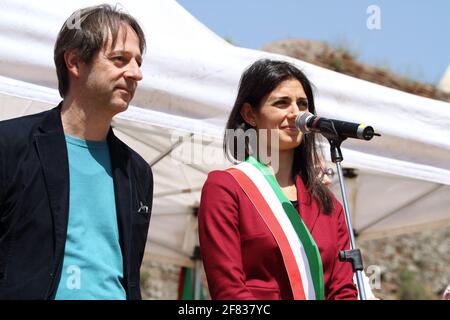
xmin=111 ymin=56 xmax=128 ymax=64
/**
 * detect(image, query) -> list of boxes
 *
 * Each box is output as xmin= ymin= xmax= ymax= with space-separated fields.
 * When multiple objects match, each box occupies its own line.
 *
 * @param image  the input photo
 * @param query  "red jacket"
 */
xmin=198 ymin=170 xmax=357 ymax=300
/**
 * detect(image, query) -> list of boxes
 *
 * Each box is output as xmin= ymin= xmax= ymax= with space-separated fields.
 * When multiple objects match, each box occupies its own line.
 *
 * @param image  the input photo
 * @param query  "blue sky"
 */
xmin=177 ymin=0 xmax=449 ymax=85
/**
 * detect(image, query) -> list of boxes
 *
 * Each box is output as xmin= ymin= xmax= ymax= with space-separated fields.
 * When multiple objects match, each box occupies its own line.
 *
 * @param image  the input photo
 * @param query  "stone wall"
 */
xmin=359 ymin=227 xmax=450 ymax=300
xmin=140 ymin=259 xmax=180 ymax=300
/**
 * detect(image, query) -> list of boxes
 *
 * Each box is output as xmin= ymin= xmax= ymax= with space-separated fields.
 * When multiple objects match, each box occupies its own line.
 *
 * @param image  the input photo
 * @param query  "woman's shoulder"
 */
xmin=206 ymin=168 xmax=233 ymax=178
xmin=204 ymin=169 xmax=238 ymax=188
xmin=200 ymin=169 xmax=244 ymax=213
xmin=203 ymin=167 xmax=252 ymax=200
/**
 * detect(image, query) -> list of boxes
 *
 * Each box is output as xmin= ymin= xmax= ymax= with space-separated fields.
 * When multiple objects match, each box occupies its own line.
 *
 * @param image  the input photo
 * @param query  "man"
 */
xmin=0 ymin=5 xmax=153 ymax=300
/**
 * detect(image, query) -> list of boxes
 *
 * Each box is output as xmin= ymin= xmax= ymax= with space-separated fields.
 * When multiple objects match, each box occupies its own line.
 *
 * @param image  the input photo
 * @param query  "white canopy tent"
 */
xmin=1 ymin=0 xmax=450 ymax=269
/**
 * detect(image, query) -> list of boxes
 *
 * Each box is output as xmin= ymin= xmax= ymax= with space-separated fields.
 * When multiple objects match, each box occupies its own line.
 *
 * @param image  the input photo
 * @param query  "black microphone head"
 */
xmin=295 ymin=111 xmax=315 ymax=133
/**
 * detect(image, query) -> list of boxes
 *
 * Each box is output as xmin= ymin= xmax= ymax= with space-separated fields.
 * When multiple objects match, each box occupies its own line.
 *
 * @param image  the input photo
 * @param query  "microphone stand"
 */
xmin=322 ymin=131 xmax=367 ymax=300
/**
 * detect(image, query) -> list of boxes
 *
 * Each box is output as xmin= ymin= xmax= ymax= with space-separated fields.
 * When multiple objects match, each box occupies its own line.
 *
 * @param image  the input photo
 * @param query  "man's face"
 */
xmin=79 ymin=23 xmax=143 ymax=116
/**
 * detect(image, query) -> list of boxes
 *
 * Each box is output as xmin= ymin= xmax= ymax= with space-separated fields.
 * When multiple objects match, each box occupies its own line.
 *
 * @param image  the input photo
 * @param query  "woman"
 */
xmin=198 ymin=59 xmax=357 ymax=300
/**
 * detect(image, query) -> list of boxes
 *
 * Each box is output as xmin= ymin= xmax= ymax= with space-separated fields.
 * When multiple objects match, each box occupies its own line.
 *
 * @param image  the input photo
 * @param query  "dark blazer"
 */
xmin=0 ymin=105 xmax=153 ymax=300
xmin=198 ymin=170 xmax=357 ymax=300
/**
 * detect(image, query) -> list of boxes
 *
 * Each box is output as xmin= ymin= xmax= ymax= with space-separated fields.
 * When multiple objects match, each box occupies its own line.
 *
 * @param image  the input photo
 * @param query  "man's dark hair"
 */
xmin=54 ymin=4 xmax=146 ymax=97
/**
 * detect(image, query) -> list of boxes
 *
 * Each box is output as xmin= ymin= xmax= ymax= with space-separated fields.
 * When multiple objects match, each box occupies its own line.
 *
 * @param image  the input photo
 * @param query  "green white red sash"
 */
xmin=226 ymin=156 xmax=324 ymax=300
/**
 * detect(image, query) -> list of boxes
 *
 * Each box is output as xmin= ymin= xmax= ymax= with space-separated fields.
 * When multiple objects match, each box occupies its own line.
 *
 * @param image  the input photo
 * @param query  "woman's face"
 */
xmin=248 ymin=78 xmax=309 ymax=151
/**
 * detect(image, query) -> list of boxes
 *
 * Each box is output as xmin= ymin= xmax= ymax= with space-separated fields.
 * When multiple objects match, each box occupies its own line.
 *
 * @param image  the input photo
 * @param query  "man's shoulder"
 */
xmin=0 ymin=109 xmax=49 ymax=128
xmin=0 ymin=108 xmax=53 ymax=143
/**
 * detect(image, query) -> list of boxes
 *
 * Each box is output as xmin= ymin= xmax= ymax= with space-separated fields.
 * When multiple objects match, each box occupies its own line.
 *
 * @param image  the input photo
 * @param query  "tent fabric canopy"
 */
xmin=1 ymin=0 xmax=449 ymax=267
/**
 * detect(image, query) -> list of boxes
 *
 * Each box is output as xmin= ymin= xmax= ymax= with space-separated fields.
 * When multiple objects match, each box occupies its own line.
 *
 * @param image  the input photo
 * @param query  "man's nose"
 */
xmin=124 ymin=59 xmax=143 ymax=81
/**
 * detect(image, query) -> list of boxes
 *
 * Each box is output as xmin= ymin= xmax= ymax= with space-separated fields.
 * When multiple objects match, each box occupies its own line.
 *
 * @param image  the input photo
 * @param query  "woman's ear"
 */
xmin=240 ymin=102 xmax=257 ymax=127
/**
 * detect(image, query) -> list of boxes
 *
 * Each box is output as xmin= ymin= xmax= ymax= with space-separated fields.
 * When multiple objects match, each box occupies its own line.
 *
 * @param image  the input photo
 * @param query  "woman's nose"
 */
xmin=287 ymin=103 xmax=302 ymax=119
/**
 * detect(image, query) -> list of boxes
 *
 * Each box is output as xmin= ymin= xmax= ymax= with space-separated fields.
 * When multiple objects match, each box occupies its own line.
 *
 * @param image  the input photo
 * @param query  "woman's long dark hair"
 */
xmin=224 ymin=59 xmax=333 ymax=213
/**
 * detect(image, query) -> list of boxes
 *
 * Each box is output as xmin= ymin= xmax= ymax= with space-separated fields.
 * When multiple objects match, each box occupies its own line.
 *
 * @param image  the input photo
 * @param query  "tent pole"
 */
xmin=192 ymin=245 xmax=202 ymax=300
xmin=115 ymin=127 xmax=211 ymax=174
xmin=149 ymin=133 xmax=193 ymax=167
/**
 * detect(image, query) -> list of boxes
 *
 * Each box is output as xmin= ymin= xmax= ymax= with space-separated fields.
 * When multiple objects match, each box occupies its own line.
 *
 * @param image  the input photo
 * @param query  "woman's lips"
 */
xmin=280 ymin=126 xmax=299 ymax=132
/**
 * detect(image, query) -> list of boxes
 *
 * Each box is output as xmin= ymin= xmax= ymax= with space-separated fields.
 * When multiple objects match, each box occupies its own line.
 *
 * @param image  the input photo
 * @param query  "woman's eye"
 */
xmin=297 ymin=100 xmax=308 ymax=109
xmin=274 ymin=101 xmax=288 ymax=107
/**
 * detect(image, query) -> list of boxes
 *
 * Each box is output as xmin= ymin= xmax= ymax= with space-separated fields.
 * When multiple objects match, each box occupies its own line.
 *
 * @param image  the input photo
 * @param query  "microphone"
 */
xmin=295 ymin=112 xmax=380 ymax=140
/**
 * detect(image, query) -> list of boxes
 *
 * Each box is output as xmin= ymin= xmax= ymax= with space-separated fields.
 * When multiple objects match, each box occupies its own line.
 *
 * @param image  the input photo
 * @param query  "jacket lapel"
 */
xmin=295 ymin=175 xmax=320 ymax=233
xmin=107 ymin=129 xmax=132 ymax=289
xmin=34 ymin=105 xmax=70 ymax=273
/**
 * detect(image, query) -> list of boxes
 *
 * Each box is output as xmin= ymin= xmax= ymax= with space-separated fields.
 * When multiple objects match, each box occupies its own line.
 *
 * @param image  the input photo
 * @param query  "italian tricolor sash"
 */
xmin=226 ymin=156 xmax=324 ymax=300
